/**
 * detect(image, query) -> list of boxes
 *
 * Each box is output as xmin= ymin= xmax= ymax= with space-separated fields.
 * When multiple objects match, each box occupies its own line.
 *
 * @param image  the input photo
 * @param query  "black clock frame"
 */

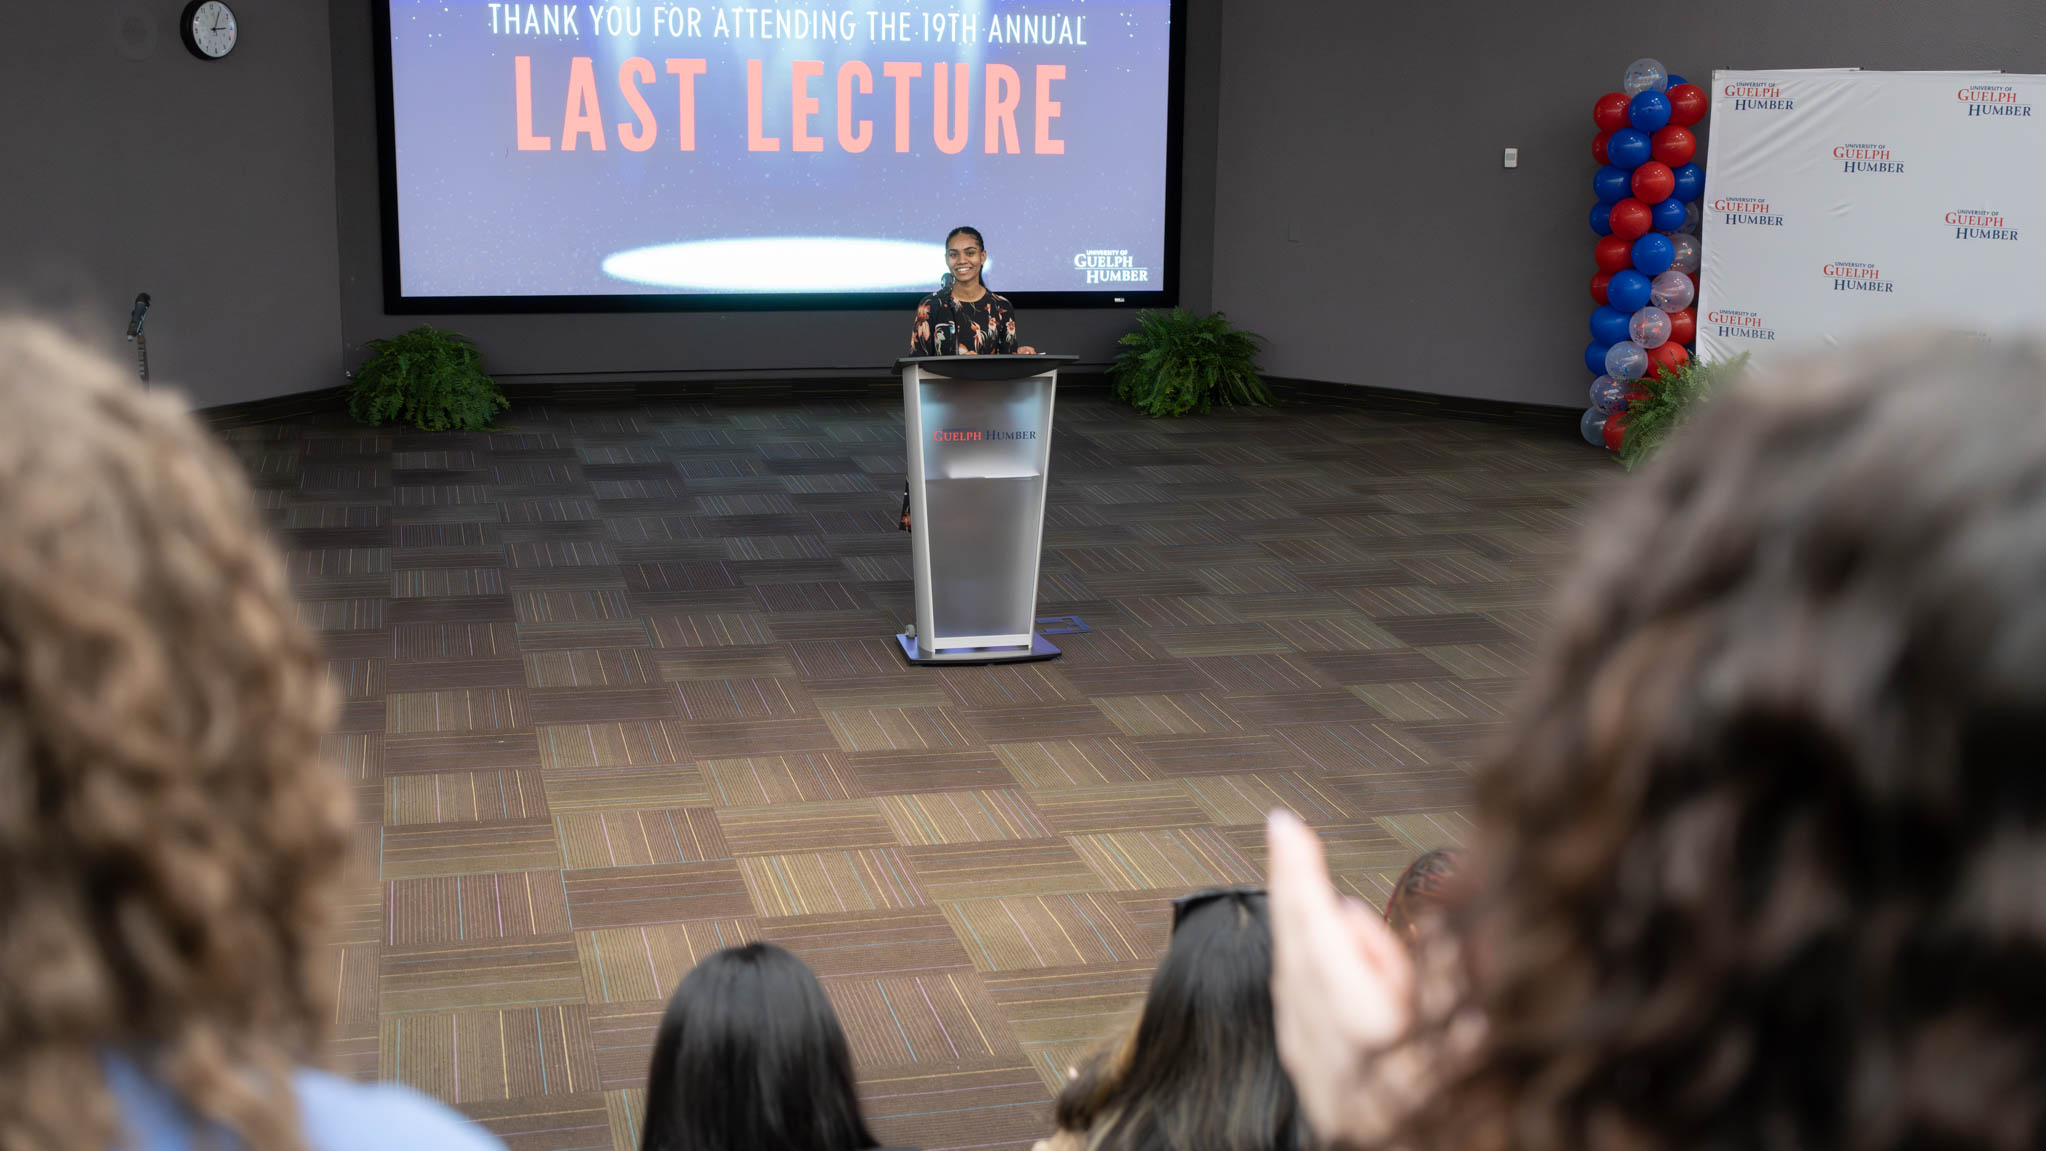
xmin=180 ymin=0 xmax=235 ymax=60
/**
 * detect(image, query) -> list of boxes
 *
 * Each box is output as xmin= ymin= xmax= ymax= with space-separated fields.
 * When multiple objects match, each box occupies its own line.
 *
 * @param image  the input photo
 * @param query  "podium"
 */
xmin=895 ymin=354 xmax=1075 ymax=665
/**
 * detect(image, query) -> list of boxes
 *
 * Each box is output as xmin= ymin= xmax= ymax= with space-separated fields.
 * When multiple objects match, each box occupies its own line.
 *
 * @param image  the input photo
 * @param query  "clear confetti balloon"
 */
xmin=1623 ymin=58 xmax=1669 ymax=97
xmin=1591 ymin=375 xmax=1629 ymax=413
xmin=1650 ymin=269 xmax=1696 ymax=312
xmin=1669 ymin=232 xmax=1702 ymax=276
xmin=1581 ymin=407 xmax=1610 ymax=446
xmin=1605 ymin=339 xmax=1649 ymax=381
xmin=1629 ymin=306 xmax=1672 ymax=349
xmin=1680 ymin=200 xmax=1702 ymax=234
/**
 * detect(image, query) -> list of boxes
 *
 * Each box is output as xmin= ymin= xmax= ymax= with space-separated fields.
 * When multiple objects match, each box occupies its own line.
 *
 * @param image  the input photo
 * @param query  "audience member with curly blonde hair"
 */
xmin=0 ymin=319 xmax=499 ymax=1151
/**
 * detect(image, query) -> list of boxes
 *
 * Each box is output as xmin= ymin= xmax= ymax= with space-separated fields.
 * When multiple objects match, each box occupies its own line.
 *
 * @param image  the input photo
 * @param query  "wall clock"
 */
xmin=180 ymin=0 xmax=238 ymax=60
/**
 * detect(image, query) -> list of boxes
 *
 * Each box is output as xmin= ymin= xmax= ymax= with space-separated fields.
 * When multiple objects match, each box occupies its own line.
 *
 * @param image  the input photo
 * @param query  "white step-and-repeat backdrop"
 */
xmin=1699 ymin=69 xmax=2046 ymax=369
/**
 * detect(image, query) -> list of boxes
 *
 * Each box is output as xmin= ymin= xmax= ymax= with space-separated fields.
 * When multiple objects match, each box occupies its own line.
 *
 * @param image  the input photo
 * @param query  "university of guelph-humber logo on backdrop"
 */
xmin=1711 ymin=195 xmax=1784 ymax=227
xmin=1705 ymin=309 xmax=1776 ymax=342
xmin=1723 ymin=80 xmax=1794 ymax=112
xmin=1823 ymin=262 xmax=1895 ymax=294
xmin=1957 ymin=85 xmax=2034 ymax=118
xmin=1947 ymin=208 xmax=2020 ymax=241
xmin=1833 ymin=144 xmax=1904 ymax=175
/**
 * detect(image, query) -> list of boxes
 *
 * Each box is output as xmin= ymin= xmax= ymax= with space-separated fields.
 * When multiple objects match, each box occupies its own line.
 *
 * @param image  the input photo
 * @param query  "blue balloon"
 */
xmin=1671 ymin=163 xmax=1705 ymax=202
xmin=1581 ymin=408 xmax=1610 ymax=446
xmin=1631 ymin=232 xmax=1676 ymax=276
xmin=1651 ymin=196 xmax=1687 ymax=232
xmin=1585 ymin=339 xmax=1614 ymax=376
xmin=1666 ymin=73 xmax=1688 ymax=88
xmin=1589 ymin=202 xmax=1613 ymax=236
xmin=1629 ymin=91 xmax=1672 ymax=133
xmin=1589 ymin=306 xmax=1632 ymax=346
xmin=1607 ymin=129 xmax=1652 ymax=170
xmin=1593 ymin=165 xmax=1631 ymax=204
xmin=1607 ymin=269 xmax=1653 ymax=313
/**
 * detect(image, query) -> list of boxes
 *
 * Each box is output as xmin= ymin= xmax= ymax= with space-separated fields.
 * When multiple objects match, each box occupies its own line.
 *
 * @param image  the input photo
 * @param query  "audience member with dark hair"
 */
xmin=1381 ymin=848 xmax=1466 ymax=941
xmin=1268 ymin=334 xmax=2046 ymax=1150
xmin=0 ymin=319 xmax=500 ymax=1151
xmin=641 ymin=942 xmax=886 ymax=1151
xmin=1037 ymin=888 xmax=1306 ymax=1151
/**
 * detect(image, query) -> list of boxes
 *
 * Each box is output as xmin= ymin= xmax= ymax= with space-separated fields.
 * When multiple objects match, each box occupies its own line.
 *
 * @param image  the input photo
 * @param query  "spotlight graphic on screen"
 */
xmin=375 ymin=1 xmax=1182 ymax=311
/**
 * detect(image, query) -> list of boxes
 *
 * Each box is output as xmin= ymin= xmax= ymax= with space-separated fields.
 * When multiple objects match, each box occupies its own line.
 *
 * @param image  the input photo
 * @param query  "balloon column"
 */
xmin=1584 ymin=57 xmax=1706 ymax=452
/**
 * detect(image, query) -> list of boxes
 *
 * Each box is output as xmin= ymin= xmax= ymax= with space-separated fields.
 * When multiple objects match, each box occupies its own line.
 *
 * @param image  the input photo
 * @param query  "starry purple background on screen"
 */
xmin=387 ymin=0 xmax=1173 ymax=296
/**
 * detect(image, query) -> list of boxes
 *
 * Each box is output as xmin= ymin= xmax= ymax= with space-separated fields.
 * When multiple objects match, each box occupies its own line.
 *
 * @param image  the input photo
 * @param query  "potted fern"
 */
xmin=345 ymin=325 xmax=509 ymax=432
xmin=1109 ymin=309 xmax=1275 ymax=417
xmin=1618 ymin=352 xmax=1749 ymax=470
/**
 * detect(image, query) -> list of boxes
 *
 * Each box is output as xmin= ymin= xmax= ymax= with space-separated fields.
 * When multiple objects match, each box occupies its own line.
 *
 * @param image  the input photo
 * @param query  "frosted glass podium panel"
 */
xmin=895 ymin=354 xmax=1074 ymax=665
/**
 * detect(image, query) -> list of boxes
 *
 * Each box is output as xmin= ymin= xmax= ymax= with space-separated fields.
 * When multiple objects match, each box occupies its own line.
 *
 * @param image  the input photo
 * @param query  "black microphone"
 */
xmin=126 ymin=293 xmax=151 ymax=339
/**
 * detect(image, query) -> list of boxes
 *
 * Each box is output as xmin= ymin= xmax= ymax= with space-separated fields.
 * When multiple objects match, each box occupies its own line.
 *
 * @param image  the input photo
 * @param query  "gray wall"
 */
xmin=327 ymin=0 xmax=1222 ymax=381
xmin=0 ymin=0 xmax=342 ymax=409
xmin=1211 ymin=0 xmax=2046 ymax=407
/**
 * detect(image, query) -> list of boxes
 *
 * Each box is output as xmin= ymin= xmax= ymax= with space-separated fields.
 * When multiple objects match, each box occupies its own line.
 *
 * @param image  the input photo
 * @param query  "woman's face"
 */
xmin=947 ymin=233 xmax=986 ymax=287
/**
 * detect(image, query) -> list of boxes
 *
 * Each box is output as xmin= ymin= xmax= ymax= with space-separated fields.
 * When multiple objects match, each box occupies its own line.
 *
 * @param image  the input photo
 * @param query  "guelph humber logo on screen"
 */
xmin=1832 ymin=144 xmax=1904 ymax=175
xmin=1073 ymin=250 xmax=1150 ymax=285
xmin=1823 ymin=262 xmax=1895 ymax=294
xmin=1710 ymin=195 xmax=1784 ymax=227
xmin=1705 ymin=309 xmax=1776 ymax=342
xmin=1947 ymin=208 xmax=2020 ymax=241
xmin=1723 ymin=80 xmax=1794 ymax=112
xmin=1957 ymin=84 xmax=2034 ymax=118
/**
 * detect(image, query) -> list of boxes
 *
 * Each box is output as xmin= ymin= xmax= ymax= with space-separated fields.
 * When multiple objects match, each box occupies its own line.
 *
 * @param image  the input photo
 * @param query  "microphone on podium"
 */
xmin=126 ymin=293 xmax=151 ymax=339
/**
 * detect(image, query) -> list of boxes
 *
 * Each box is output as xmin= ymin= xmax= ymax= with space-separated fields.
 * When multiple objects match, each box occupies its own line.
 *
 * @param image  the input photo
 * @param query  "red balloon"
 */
xmin=1666 ymin=83 xmax=1708 ymax=127
xmin=1650 ymin=125 xmax=1696 ymax=167
xmin=1594 ymin=91 xmax=1631 ymax=131
xmin=1667 ymin=307 xmax=1696 ymax=345
xmin=1602 ymin=411 xmax=1631 ymax=451
xmin=1594 ymin=235 xmax=1634 ymax=274
xmin=1593 ymin=130 xmax=1612 ymax=165
xmin=1608 ymin=198 xmax=1654 ymax=240
xmin=1590 ymin=271 xmax=1613 ymax=306
xmin=1646 ymin=340 xmax=1691 ymax=379
xmin=1631 ymin=161 xmax=1675 ymax=205
xmin=1623 ymin=389 xmax=1651 ymax=410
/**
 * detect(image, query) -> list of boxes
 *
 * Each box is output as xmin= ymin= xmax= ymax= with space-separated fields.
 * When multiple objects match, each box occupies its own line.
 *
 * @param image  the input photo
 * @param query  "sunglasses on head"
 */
xmin=1168 ymin=886 xmax=1266 ymax=933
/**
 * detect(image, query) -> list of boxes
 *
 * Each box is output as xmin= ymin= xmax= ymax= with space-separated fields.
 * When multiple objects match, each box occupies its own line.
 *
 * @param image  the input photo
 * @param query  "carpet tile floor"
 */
xmin=215 ymin=382 xmax=1608 ymax=1151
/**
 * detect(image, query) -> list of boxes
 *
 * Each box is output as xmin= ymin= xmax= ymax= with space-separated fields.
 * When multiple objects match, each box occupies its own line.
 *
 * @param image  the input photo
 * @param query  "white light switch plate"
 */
xmin=1503 ymin=147 xmax=1519 ymax=168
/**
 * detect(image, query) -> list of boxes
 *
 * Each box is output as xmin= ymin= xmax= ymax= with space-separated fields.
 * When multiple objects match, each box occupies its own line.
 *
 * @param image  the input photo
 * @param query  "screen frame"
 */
xmin=371 ymin=0 xmax=1186 ymax=314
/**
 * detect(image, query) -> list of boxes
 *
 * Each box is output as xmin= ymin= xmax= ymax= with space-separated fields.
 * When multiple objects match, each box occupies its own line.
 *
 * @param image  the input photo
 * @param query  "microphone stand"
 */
xmin=125 ymin=293 xmax=150 ymax=384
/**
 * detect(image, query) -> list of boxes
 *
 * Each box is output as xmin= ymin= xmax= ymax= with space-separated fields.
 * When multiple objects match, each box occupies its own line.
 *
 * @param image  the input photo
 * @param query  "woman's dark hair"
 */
xmin=640 ymin=943 xmax=879 ymax=1151
xmin=1056 ymin=891 xmax=1305 ymax=1151
xmin=941 ymin=225 xmax=988 ymax=291
xmin=1384 ymin=848 xmax=1467 ymax=937
xmin=1400 ymin=334 xmax=2046 ymax=1151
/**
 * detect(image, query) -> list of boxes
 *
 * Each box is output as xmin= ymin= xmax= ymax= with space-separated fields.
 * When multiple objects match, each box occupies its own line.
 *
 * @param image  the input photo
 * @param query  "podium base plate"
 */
xmin=896 ymin=633 xmax=1061 ymax=666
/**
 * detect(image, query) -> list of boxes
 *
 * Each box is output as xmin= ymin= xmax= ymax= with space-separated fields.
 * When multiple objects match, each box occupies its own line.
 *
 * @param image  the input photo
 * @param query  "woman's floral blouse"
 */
xmin=909 ymin=290 xmax=1019 ymax=356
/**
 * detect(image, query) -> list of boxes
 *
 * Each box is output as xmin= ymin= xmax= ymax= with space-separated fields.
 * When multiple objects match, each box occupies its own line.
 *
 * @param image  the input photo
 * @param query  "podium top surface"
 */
xmin=895 ymin=354 xmax=1077 ymax=381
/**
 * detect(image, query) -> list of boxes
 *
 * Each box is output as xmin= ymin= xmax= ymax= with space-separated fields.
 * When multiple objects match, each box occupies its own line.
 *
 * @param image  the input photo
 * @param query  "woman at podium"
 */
xmin=902 ymin=226 xmax=1037 ymax=530
xmin=909 ymin=226 xmax=1037 ymax=356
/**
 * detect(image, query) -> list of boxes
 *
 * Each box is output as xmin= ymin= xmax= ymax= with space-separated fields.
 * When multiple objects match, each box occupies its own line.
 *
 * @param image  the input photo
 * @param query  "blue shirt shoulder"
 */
xmin=107 ymin=1057 xmax=506 ymax=1151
